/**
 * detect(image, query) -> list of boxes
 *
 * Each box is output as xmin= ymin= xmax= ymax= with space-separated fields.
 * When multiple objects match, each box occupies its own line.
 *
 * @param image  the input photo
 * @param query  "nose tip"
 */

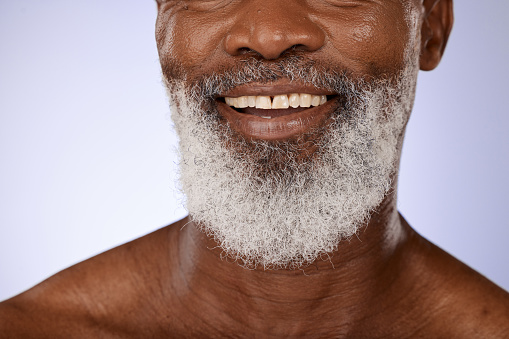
xmin=223 ymin=9 xmax=326 ymax=60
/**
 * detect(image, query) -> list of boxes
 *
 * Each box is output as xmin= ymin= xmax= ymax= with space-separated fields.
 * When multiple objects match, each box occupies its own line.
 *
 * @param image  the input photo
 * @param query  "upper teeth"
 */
xmin=225 ymin=94 xmax=328 ymax=109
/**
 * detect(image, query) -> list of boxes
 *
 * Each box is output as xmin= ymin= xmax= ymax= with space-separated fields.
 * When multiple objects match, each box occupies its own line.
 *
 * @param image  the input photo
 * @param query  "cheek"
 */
xmin=157 ymin=10 xmax=231 ymax=71
xmin=318 ymin=8 xmax=409 ymax=76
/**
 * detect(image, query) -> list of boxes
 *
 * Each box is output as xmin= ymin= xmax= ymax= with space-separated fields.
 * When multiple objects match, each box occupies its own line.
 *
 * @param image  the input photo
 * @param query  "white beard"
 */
xmin=165 ymin=33 xmax=419 ymax=270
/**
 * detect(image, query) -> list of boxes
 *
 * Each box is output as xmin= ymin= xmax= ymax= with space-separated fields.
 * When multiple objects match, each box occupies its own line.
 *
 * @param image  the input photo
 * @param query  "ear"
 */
xmin=420 ymin=0 xmax=454 ymax=71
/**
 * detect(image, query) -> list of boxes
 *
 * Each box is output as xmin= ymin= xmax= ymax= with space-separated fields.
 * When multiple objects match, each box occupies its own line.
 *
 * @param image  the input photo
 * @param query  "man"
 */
xmin=1 ymin=0 xmax=508 ymax=337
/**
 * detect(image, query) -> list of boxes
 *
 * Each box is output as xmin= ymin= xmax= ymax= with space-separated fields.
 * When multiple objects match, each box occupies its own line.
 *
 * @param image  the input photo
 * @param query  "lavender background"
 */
xmin=1 ymin=1 xmax=508 ymax=301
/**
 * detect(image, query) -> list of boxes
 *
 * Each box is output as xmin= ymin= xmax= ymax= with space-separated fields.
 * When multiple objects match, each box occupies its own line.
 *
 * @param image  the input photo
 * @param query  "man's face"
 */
xmin=155 ymin=0 xmax=418 ymax=92
xmin=155 ymin=0 xmax=422 ymax=268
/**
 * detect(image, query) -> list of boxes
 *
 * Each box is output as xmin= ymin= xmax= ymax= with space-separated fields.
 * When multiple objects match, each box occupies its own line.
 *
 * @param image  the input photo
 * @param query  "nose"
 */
xmin=223 ymin=2 xmax=326 ymax=60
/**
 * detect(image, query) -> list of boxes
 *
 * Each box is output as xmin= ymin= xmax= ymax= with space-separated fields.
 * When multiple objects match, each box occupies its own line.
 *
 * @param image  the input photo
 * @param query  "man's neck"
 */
xmin=170 ymin=192 xmax=417 ymax=335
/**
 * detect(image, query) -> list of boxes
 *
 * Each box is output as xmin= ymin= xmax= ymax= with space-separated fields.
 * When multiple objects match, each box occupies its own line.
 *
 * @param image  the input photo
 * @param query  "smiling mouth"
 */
xmin=214 ymin=80 xmax=339 ymax=141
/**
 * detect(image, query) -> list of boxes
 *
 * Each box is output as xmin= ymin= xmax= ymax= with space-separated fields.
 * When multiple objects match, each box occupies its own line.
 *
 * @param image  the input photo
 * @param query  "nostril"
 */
xmin=290 ymin=44 xmax=307 ymax=51
xmin=234 ymin=47 xmax=266 ymax=59
xmin=278 ymin=44 xmax=308 ymax=57
xmin=237 ymin=47 xmax=253 ymax=55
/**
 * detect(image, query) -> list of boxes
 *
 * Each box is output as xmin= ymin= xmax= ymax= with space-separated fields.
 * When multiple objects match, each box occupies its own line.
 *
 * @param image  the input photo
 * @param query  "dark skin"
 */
xmin=1 ymin=0 xmax=509 ymax=337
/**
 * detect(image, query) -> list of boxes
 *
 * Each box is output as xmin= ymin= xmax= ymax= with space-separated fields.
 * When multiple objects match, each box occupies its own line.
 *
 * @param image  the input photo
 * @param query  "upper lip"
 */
xmin=217 ymin=80 xmax=336 ymax=98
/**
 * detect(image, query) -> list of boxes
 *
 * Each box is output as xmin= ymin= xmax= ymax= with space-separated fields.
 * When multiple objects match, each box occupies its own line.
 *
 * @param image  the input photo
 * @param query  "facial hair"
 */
xmin=163 ymin=39 xmax=419 ymax=270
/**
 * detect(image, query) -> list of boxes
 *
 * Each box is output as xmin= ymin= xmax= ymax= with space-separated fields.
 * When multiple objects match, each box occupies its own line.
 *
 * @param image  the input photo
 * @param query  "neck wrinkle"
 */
xmin=173 ymin=190 xmax=409 ymax=335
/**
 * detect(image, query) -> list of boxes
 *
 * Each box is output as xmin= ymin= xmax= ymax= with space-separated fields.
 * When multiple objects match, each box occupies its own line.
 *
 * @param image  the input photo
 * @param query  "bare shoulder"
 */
xmin=0 ymin=217 xmax=188 ymax=338
xmin=401 ymin=219 xmax=509 ymax=338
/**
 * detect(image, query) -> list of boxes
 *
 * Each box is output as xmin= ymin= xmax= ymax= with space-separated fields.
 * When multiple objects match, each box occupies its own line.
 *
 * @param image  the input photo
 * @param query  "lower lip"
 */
xmin=217 ymin=98 xmax=338 ymax=141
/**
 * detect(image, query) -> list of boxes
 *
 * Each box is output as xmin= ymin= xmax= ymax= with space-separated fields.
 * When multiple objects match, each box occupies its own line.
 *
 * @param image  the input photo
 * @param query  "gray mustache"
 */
xmin=177 ymin=56 xmax=363 ymax=100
